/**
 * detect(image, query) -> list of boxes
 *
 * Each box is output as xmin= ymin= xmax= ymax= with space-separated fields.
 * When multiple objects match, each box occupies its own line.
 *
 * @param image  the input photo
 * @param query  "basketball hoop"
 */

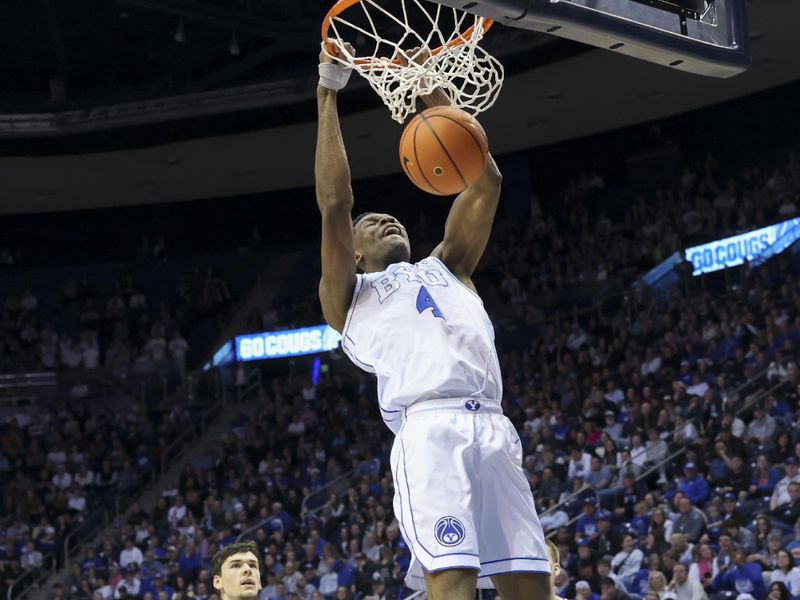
xmin=321 ymin=0 xmax=504 ymax=123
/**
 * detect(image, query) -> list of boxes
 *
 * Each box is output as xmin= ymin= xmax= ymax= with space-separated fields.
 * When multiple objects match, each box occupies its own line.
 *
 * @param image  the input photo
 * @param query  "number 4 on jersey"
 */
xmin=416 ymin=285 xmax=444 ymax=319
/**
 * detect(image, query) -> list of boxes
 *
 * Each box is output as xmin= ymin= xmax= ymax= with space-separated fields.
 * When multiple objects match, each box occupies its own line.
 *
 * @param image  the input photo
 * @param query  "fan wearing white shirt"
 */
xmin=115 ymin=568 xmax=142 ymax=599
xmin=771 ymin=458 xmax=800 ymax=510
xmin=611 ymin=533 xmax=644 ymax=582
xmin=769 ymin=549 xmax=800 ymax=598
xmin=669 ymin=563 xmax=707 ymax=600
xmin=119 ymin=538 xmax=144 ymax=569
xmin=167 ymin=496 xmax=188 ymax=526
xmin=52 ymin=464 xmax=73 ymax=489
xmin=67 ymin=484 xmax=87 ymax=513
xmin=568 ymin=446 xmax=593 ymax=482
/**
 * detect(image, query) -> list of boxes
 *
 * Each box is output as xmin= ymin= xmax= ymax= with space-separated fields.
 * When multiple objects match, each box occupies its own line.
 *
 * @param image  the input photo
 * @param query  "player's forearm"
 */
xmin=315 ymin=86 xmax=354 ymax=212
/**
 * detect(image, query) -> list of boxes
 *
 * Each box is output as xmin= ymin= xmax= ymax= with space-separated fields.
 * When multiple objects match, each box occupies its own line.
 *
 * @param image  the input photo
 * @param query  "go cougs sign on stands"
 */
xmin=235 ymin=325 xmax=341 ymax=360
xmin=685 ymin=217 xmax=800 ymax=275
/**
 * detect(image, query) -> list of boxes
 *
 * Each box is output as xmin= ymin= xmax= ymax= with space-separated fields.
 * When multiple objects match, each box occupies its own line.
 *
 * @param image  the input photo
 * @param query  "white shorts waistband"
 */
xmin=403 ymin=399 xmax=502 ymax=417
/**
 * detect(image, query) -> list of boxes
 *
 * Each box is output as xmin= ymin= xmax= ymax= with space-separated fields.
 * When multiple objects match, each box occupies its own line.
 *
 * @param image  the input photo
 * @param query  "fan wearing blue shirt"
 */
xmin=711 ymin=547 xmax=766 ymax=600
xmin=678 ymin=463 xmax=710 ymax=506
xmin=576 ymin=498 xmax=600 ymax=541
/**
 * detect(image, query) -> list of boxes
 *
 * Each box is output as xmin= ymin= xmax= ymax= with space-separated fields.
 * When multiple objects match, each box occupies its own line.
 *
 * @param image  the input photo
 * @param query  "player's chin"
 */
xmin=383 ymin=240 xmax=410 ymax=261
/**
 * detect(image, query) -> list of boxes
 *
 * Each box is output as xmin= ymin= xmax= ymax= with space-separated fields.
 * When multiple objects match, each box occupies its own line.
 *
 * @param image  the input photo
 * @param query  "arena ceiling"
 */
xmin=0 ymin=0 xmax=798 ymax=214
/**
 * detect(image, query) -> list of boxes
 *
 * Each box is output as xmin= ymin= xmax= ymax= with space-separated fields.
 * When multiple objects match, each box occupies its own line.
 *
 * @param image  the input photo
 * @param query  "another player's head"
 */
xmin=211 ymin=541 xmax=262 ymax=600
xmin=546 ymin=539 xmax=561 ymax=589
xmin=352 ymin=212 xmax=411 ymax=272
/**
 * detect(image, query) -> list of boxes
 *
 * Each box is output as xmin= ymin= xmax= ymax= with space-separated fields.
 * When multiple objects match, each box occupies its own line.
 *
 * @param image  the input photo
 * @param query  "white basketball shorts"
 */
xmin=390 ymin=399 xmax=551 ymax=590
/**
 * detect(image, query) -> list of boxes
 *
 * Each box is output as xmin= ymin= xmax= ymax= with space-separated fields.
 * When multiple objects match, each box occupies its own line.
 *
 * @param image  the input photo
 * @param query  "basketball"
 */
xmin=399 ymin=106 xmax=489 ymax=196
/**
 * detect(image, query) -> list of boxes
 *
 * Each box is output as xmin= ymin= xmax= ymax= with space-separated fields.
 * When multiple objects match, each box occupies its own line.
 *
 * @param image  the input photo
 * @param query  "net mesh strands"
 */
xmin=322 ymin=0 xmax=504 ymax=123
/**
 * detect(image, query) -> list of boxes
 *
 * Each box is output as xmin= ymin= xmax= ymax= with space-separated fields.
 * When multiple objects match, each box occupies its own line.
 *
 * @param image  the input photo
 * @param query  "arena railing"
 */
xmin=542 ymin=489 xmax=602 ymax=539
xmin=6 ymin=557 xmax=57 ymax=600
xmin=300 ymin=459 xmax=382 ymax=519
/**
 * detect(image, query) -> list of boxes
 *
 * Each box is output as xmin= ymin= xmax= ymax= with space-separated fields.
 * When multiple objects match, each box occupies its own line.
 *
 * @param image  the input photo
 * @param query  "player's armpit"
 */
xmin=430 ymin=154 xmax=502 ymax=284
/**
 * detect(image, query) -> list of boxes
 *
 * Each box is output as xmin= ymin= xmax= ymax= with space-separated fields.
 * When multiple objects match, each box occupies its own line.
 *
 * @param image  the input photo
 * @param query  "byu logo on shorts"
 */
xmin=464 ymin=399 xmax=481 ymax=412
xmin=434 ymin=516 xmax=465 ymax=547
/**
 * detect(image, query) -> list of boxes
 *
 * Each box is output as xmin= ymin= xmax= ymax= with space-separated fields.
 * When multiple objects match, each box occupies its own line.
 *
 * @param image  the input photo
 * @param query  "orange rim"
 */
xmin=321 ymin=0 xmax=493 ymax=66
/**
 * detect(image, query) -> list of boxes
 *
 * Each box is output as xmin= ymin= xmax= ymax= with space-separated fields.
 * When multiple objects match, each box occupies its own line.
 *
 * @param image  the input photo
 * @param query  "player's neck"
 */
xmin=362 ymin=257 xmax=400 ymax=273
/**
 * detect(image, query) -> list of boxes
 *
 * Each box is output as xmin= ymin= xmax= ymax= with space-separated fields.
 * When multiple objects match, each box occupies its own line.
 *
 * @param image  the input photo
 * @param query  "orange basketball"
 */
xmin=399 ymin=106 xmax=489 ymax=196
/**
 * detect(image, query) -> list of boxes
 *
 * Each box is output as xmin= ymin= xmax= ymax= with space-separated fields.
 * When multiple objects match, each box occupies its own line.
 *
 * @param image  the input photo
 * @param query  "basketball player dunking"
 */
xmin=315 ymin=42 xmax=551 ymax=600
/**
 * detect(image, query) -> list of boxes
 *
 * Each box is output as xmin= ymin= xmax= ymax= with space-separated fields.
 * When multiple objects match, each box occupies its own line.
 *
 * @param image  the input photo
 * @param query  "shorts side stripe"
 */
xmin=399 ymin=425 xmax=479 ymax=560
xmin=481 ymin=557 xmax=550 ymax=565
xmin=392 ymin=422 xmax=427 ymax=565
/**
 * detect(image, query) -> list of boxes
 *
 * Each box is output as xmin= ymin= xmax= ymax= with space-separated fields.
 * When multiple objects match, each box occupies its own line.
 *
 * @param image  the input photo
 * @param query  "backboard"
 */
xmin=429 ymin=0 xmax=750 ymax=77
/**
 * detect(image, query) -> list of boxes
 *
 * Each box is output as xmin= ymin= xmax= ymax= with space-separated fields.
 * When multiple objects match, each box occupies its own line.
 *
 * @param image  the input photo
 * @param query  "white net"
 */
xmin=322 ymin=0 xmax=504 ymax=123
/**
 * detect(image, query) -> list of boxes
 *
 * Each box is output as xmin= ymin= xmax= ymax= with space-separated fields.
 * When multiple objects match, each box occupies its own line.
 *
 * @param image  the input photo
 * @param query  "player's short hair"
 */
xmin=211 ymin=541 xmax=260 ymax=580
xmin=546 ymin=539 xmax=560 ymax=565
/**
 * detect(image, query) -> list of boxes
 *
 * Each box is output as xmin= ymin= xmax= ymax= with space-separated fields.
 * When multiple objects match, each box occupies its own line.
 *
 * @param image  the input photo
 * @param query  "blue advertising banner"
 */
xmin=685 ymin=218 xmax=800 ymax=276
xmin=235 ymin=325 xmax=342 ymax=361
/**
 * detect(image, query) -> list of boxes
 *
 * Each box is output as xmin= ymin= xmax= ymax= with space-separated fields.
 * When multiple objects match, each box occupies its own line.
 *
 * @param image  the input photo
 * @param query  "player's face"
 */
xmin=213 ymin=552 xmax=261 ymax=600
xmin=354 ymin=213 xmax=411 ymax=270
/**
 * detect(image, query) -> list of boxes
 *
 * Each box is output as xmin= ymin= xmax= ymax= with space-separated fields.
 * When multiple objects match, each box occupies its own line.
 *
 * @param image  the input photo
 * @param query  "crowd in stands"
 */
xmin=0 ymin=265 xmax=241 ymax=374
xmin=0 ymin=396 xmax=199 ymax=599
xmin=2 ymin=135 xmax=800 ymax=600
xmin=0 ymin=257 xmax=245 ymax=598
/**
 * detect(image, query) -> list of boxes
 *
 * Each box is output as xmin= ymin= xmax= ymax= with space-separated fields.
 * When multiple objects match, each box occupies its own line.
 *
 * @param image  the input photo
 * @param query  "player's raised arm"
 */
xmin=315 ymin=44 xmax=357 ymax=333
xmin=429 ymin=153 xmax=502 ymax=290
xmin=425 ymin=92 xmax=502 ymax=291
xmin=403 ymin=48 xmax=503 ymax=291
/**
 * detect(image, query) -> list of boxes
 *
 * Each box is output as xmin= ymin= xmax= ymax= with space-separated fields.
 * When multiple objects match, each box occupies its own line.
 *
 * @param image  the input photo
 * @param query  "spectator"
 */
xmin=569 ymin=446 xmax=594 ymax=482
xmin=766 ymin=582 xmax=792 ymax=600
xmin=710 ymin=547 xmax=766 ymax=600
xmin=672 ymin=497 xmax=706 ymax=543
xmin=576 ymin=498 xmax=601 ymax=541
xmin=601 ymin=576 xmax=631 ymax=600
xmin=668 ymin=563 xmax=706 ymax=600
xmin=20 ymin=541 xmax=43 ymax=570
xmin=768 ymin=549 xmax=800 ymax=598
xmin=115 ymin=567 xmax=142 ymax=599
xmin=577 ymin=581 xmax=600 ymax=600
xmin=770 ymin=482 xmax=800 ymax=527
xmin=647 ymin=571 xmax=669 ymax=599
xmin=587 ymin=456 xmax=614 ymax=492
xmin=748 ymin=406 xmax=777 ymax=446
xmin=120 ymin=539 xmax=144 ymax=569
xmin=677 ymin=464 xmax=710 ymax=506
xmin=611 ymin=533 xmax=644 ymax=583
xmin=603 ymin=412 xmax=628 ymax=448
xmin=770 ymin=457 xmax=800 ymax=510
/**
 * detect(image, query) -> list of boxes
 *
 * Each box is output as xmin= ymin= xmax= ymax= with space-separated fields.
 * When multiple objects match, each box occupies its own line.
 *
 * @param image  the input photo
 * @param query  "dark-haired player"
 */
xmin=211 ymin=541 xmax=262 ymax=600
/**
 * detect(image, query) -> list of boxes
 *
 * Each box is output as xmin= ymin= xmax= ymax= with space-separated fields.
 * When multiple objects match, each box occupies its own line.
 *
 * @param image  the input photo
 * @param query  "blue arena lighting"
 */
xmin=235 ymin=325 xmax=342 ymax=361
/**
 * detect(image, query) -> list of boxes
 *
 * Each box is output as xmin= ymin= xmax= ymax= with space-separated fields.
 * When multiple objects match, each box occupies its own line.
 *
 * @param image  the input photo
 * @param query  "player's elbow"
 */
xmin=485 ymin=161 xmax=502 ymax=184
xmin=472 ymin=162 xmax=502 ymax=197
xmin=482 ymin=157 xmax=502 ymax=187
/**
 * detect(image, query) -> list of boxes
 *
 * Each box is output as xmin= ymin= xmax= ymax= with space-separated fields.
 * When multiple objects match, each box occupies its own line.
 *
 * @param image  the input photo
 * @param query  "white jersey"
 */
xmin=341 ymin=256 xmax=502 ymax=431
